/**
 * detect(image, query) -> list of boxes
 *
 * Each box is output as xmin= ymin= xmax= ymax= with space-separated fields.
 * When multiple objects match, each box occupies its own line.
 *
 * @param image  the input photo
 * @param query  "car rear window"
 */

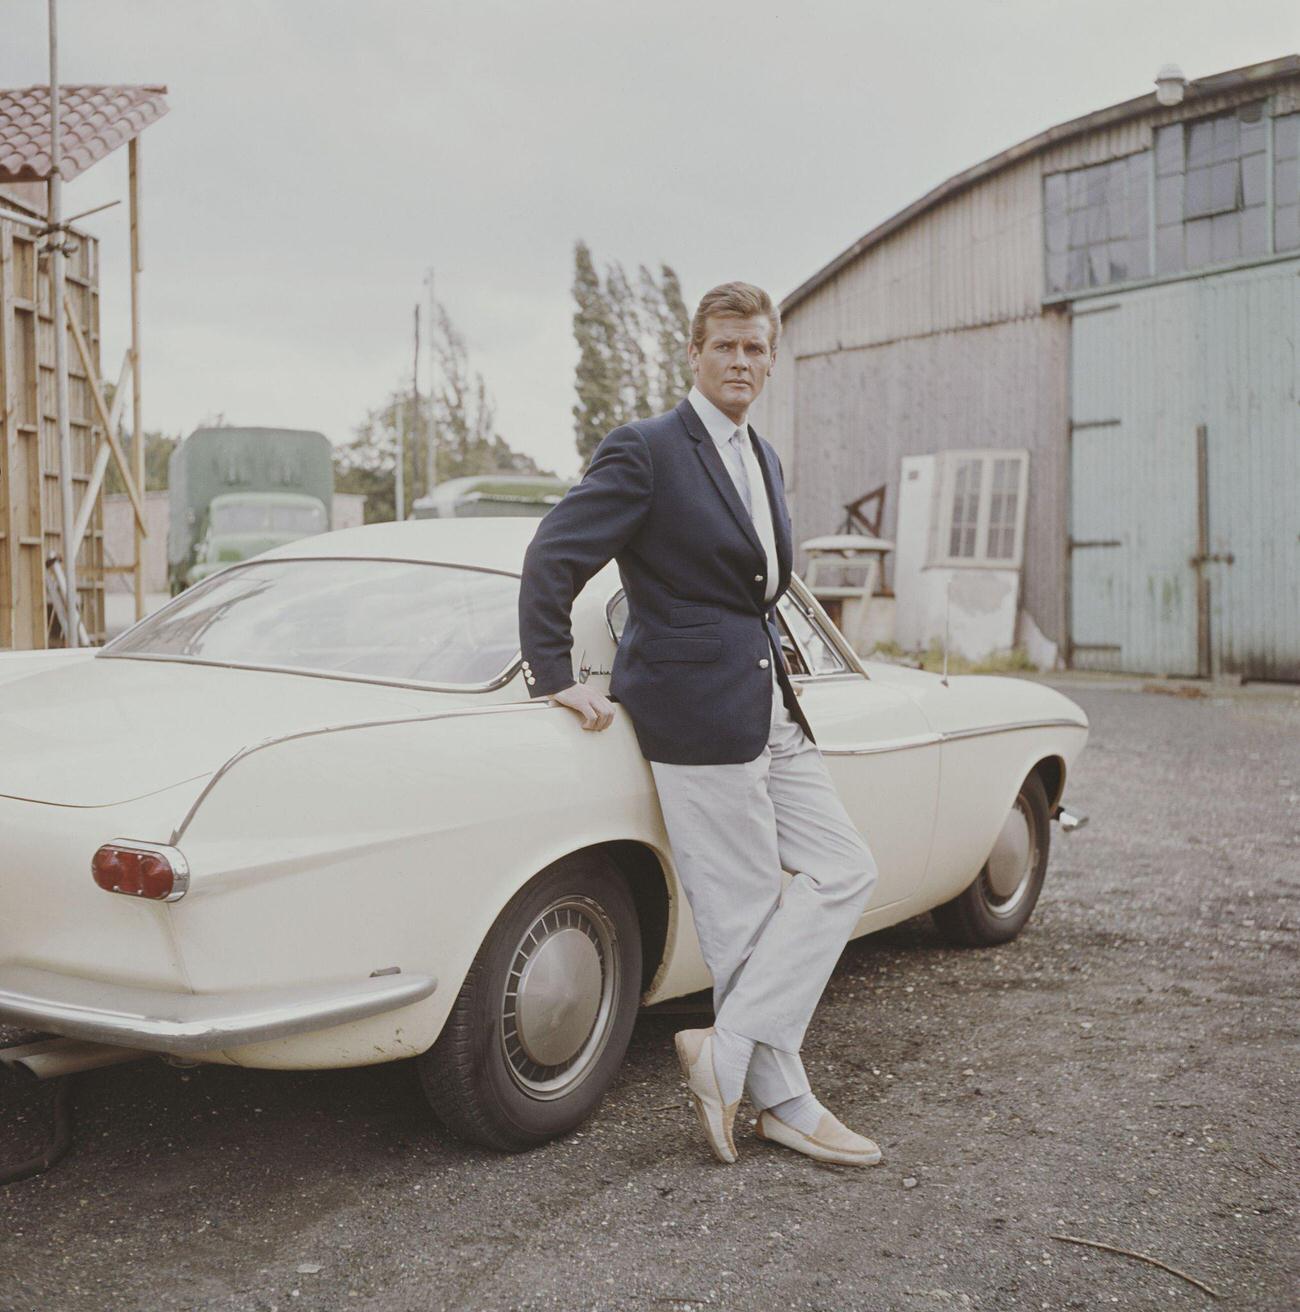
xmin=102 ymin=558 xmax=521 ymax=688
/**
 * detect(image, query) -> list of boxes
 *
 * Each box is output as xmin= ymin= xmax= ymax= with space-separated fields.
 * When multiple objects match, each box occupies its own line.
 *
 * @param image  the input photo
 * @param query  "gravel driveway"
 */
xmin=2 ymin=674 xmax=1297 ymax=1312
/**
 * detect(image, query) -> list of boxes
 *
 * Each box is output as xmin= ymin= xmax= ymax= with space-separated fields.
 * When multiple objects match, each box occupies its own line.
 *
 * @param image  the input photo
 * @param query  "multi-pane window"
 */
xmin=1044 ymin=153 xmax=1151 ymax=294
xmin=932 ymin=450 xmax=1029 ymax=568
xmin=947 ymin=458 xmax=982 ymax=558
xmin=1043 ymin=99 xmax=1300 ymax=295
xmin=986 ymin=457 xmax=1022 ymax=561
xmin=1155 ymin=101 xmax=1269 ymax=271
xmin=1275 ymin=113 xmax=1300 ymax=253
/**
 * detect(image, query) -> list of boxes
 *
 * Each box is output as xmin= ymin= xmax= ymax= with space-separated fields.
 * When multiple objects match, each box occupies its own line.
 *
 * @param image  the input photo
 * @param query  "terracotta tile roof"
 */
xmin=0 ymin=84 xmax=169 ymax=183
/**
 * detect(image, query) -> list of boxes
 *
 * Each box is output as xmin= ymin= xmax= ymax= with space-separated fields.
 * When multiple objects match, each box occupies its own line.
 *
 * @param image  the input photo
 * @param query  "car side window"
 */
xmin=777 ymin=593 xmax=848 ymax=676
xmin=607 ymin=591 xmax=628 ymax=643
xmin=609 ymin=588 xmax=846 ymax=678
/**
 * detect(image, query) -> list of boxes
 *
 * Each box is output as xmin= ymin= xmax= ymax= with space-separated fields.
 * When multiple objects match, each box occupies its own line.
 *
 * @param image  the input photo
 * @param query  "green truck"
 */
xmin=168 ymin=427 xmax=333 ymax=593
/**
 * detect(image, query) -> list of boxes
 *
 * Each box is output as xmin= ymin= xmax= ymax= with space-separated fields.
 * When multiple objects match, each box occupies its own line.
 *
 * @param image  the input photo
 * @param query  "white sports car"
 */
xmin=0 ymin=518 xmax=1088 ymax=1149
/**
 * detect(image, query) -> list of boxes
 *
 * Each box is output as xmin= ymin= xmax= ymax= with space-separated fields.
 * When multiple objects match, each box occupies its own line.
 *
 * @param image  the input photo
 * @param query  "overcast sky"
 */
xmin=3 ymin=1 xmax=1296 ymax=478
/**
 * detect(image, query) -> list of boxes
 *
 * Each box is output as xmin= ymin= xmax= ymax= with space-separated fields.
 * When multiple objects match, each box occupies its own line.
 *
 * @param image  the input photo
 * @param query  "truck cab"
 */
xmin=185 ymin=491 xmax=330 ymax=588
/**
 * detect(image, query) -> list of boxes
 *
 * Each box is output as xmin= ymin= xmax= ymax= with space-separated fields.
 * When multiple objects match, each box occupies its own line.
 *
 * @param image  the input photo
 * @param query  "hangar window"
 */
xmin=932 ymin=450 xmax=1029 ymax=569
xmin=1154 ymin=101 xmax=1270 ymax=272
xmin=1043 ymin=152 xmax=1151 ymax=294
xmin=1275 ymin=113 xmax=1300 ymax=253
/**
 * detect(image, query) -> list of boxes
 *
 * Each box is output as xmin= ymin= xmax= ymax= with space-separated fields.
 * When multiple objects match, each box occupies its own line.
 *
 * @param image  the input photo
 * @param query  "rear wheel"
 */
xmin=416 ymin=852 xmax=642 ymax=1151
xmin=931 ymin=771 xmax=1050 ymax=947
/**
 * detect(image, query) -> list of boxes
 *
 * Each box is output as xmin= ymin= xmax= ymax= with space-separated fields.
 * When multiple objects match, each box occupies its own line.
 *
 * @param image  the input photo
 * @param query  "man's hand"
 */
xmin=549 ymin=682 xmax=616 ymax=731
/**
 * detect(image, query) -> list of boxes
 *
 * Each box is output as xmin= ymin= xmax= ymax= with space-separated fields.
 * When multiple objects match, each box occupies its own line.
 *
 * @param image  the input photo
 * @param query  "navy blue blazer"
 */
xmin=518 ymin=397 xmax=815 ymax=764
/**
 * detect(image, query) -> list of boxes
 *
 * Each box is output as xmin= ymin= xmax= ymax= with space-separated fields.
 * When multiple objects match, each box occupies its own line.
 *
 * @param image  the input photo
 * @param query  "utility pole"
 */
xmin=424 ymin=268 xmax=438 ymax=493
xmin=395 ymin=306 xmax=408 ymax=523
xmin=48 ymin=0 xmax=78 ymax=645
xmin=411 ymin=301 xmax=420 ymax=510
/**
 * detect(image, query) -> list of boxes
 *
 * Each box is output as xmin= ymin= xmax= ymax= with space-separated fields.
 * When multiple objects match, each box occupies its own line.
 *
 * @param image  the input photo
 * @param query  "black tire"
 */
xmin=416 ymin=851 xmax=642 ymax=1152
xmin=931 ymin=771 xmax=1051 ymax=947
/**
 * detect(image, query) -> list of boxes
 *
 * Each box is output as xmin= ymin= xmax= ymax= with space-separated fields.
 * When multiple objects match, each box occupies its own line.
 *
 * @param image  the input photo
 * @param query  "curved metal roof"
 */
xmin=782 ymin=54 xmax=1300 ymax=316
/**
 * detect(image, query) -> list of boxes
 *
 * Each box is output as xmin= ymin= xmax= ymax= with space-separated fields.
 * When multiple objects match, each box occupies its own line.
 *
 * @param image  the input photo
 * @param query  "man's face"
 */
xmin=688 ymin=313 xmax=776 ymax=423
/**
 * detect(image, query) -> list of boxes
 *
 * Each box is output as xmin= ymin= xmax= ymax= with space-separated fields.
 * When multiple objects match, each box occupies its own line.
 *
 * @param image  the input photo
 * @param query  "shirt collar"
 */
xmin=688 ymin=385 xmax=747 ymax=447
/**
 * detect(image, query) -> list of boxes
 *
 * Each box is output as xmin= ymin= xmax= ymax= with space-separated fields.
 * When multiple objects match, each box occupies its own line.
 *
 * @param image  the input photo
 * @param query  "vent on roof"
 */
xmin=1155 ymin=64 xmax=1187 ymax=106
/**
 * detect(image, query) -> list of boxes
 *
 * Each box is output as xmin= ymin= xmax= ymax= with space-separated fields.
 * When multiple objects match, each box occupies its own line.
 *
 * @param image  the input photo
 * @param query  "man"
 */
xmin=518 ymin=282 xmax=881 ymax=1167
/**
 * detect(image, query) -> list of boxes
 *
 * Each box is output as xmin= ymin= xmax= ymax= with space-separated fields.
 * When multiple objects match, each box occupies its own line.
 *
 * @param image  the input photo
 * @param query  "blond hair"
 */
xmin=690 ymin=282 xmax=781 ymax=352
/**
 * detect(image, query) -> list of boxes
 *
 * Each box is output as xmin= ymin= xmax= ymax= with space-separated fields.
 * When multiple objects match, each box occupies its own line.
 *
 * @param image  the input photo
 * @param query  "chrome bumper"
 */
xmin=0 ymin=965 xmax=437 ymax=1055
xmin=1051 ymin=803 xmax=1089 ymax=832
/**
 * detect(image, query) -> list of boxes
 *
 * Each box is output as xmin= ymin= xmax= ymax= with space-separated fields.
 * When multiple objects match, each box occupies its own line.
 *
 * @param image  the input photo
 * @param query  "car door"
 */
xmin=776 ymin=585 xmax=940 ymax=911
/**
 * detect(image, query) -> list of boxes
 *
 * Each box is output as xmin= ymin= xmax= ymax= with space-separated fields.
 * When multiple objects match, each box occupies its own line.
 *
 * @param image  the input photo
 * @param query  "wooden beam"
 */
xmin=129 ymin=137 xmax=144 ymax=620
xmin=69 ymin=349 xmax=133 ymax=560
xmin=107 ymin=347 xmax=132 ymax=431
xmin=63 ymin=292 xmax=147 ymax=532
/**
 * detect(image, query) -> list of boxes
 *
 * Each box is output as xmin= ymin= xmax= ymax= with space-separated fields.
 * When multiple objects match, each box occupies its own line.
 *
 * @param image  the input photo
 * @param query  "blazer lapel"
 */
xmin=674 ymin=399 xmax=766 ymax=563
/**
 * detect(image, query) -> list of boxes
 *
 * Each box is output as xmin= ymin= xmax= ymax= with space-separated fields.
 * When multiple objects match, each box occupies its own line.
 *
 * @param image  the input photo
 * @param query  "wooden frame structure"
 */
xmin=0 ymin=83 xmax=166 ymax=649
xmin=0 ymin=209 xmax=110 ymax=646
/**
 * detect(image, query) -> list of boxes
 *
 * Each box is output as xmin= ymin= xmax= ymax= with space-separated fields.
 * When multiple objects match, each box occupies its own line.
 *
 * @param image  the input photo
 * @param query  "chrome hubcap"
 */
xmin=981 ymin=798 xmax=1037 ymax=917
xmin=502 ymin=897 xmax=618 ymax=1100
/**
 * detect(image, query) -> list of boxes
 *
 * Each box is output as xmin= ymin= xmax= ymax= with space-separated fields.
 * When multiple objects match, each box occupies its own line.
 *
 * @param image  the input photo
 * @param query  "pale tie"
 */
xmin=726 ymin=428 xmax=754 ymax=519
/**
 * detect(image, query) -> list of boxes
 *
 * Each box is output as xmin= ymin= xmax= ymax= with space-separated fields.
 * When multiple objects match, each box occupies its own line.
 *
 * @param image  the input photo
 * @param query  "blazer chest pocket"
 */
xmin=644 ymin=637 xmax=722 ymax=663
xmin=669 ymin=605 xmax=721 ymax=627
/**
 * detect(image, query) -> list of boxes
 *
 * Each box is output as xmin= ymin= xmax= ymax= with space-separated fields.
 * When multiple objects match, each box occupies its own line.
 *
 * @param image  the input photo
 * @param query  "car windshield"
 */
xmin=211 ymin=501 xmax=327 ymax=534
xmin=102 ymin=558 xmax=520 ymax=687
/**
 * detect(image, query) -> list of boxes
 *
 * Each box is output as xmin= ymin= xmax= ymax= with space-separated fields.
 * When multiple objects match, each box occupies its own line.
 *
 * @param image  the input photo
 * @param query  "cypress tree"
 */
xmin=572 ymin=240 xmax=621 ymax=466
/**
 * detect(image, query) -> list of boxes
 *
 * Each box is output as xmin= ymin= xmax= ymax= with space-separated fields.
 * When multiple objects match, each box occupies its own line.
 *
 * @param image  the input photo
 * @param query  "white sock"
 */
xmin=709 ymin=1026 xmax=756 ymax=1104
xmin=766 ymin=1091 xmax=828 ymax=1135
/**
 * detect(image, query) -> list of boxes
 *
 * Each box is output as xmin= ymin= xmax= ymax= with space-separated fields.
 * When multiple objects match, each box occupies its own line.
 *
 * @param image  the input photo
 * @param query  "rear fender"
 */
xmin=169 ymin=701 xmax=678 ymax=1067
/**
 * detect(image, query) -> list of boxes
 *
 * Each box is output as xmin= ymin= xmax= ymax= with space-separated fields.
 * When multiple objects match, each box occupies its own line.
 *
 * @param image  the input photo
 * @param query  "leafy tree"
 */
xmin=571 ymin=240 xmax=622 ymax=465
xmin=647 ymin=263 xmax=694 ymax=411
xmin=104 ymin=428 xmax=179 ymax=493
xmin=335 ymin=298 xmax=550 ymax=524
xmin=606 ymin=261 xmax=651 ymax=424
xmin=571 ymin=243 xmax=693 ymax=465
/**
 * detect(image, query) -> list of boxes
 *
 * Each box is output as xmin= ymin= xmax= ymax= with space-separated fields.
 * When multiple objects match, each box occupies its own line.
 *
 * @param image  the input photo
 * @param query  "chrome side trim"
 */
xmin=0 ymin=964 xmax=438 ymax=1056
xmin=170 ymin=699 xmax=553 ymax=845
xmin=787 ymin=671 xmax=867 ymax=687
xmin=940 ymin=718 xmax=1088 ymax=742
xmin=822 ymin=717 xmax=1086 ymax=757
xmin=822 ymin=732 xmax=942 ymax=757
xmin=99 ymin=649 xmax=526 ymax=695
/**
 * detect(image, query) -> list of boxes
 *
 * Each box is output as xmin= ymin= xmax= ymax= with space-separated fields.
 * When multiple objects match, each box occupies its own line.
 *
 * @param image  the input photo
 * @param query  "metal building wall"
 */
xmin=794 ymin=313 xmax=1070 ymax=649
xmin=750 ymin=72 xmax=1300 ymax=666
xmin=1070 ymin=258 xmax=1299 ymax=679
xmin=1068 ymin=288 xmax=1202 ymax=675
xmin=1198 ymin=260 xmax=1300 ymax=680
xmin=757 ymin=82 xmax=1298 ymax=468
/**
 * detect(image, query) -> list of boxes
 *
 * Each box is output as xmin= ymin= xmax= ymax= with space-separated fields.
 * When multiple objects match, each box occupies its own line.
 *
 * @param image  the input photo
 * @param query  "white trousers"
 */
xmin=650 ymin=676 xmax=879 ymax=1109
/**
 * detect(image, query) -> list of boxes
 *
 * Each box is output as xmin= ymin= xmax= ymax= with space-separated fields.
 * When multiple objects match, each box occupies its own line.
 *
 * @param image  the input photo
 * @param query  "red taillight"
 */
xmin=91 ymin=842 xmax=189 ymax=902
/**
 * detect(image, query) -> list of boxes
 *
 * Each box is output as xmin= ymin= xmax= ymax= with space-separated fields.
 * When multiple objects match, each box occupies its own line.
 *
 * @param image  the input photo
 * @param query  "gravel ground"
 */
xmin=2 ymin=675 xmax=1297 ymax=1312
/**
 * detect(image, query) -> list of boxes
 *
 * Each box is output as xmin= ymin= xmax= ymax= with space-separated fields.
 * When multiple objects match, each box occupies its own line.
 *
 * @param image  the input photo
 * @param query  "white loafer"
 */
xmin=674 ymin=1028 xmax=739 ymax=1164
xmin=755 ymin=1107 xmax=883 ymax=1166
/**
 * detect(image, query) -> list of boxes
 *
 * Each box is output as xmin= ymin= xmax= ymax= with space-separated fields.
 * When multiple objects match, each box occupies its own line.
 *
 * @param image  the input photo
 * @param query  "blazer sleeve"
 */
xmin=517 ymin=424 xmax=654 ymax=697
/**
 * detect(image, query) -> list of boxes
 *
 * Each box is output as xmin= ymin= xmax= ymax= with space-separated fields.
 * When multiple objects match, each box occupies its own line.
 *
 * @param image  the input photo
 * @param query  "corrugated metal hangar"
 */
xmin=756 ymin=55 xmax=1299 ymax=682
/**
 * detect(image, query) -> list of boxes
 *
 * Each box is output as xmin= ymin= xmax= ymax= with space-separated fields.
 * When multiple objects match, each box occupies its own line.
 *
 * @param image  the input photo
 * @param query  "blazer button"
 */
xmin=526 ymin=676 xmax=536 ymax=685
xmin=754 ymin=574 xmax=763 ymax=582
xmin=758 ymin=658 xmax=770 ymax=669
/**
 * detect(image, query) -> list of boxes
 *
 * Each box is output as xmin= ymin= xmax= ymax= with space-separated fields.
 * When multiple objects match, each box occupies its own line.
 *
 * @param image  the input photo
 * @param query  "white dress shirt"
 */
xmin=687 ymin=386 xmax=779 ymax=606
